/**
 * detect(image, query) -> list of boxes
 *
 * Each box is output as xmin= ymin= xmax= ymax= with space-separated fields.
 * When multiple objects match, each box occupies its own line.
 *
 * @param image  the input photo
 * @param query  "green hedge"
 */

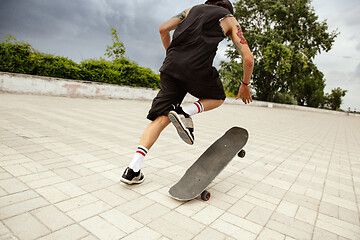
xmin=0 ymin=36 xmax=160 ymax=89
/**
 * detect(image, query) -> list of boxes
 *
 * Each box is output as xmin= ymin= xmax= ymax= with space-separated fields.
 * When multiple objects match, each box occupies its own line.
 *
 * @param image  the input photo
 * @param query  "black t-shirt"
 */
xmin=159 ymin=4 xmax=232 ymax=83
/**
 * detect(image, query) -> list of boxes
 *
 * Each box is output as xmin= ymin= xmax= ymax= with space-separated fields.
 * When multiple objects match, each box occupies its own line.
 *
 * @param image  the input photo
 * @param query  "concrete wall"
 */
xmin=0 ymin=71 xmax=160 ymax=100
xmin=0 ymin=71 xmax=358 ymax=117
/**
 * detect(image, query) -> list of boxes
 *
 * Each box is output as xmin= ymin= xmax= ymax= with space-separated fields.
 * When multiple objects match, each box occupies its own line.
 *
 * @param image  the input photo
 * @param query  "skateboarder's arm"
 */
xmin=220 ymin=16 xmax=254 ymax=104
xmin=159 ymin=8 xmax=190 ymax=50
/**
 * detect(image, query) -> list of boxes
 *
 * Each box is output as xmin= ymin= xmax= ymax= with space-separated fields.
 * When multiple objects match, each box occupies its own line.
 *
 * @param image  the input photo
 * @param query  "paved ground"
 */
xmin=0 ymin=93 xmax=359 ymax=240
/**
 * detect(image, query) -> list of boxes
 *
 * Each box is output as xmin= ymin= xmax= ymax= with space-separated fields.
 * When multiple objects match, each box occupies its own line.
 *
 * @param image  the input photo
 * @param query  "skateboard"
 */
xmin=169 ymin=126 xmax=248 ymax=201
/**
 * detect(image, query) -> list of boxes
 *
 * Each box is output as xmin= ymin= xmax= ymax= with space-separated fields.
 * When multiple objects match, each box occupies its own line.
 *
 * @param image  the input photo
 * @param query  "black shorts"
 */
xmin=147 ymin=73 xmax=226 ymax=121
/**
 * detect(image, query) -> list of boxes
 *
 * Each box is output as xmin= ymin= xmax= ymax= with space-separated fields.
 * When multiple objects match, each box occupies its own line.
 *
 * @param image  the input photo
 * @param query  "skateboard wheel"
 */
xmin=238 ymin=150 xmax=246 ymax=158
xmin=201 ymin=190 xmax=211 ymax=201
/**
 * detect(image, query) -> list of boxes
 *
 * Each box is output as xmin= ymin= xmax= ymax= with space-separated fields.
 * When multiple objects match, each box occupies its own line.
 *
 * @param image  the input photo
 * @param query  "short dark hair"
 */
xmin=205 ymin=0 xmax=234 ymax=14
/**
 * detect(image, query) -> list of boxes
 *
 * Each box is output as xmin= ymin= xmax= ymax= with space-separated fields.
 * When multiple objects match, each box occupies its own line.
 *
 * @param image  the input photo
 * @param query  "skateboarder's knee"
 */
xmin=155 ymin=115 xmax=170 ymax=127
xmin=200 ymin=99 xmax=224 ymax=111
xmin=215 ymin=99 xmax=225 ymax=109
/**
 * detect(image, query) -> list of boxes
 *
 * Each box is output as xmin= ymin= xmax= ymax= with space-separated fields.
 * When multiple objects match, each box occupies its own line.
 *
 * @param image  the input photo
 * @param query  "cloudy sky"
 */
xmin=1 ymin=0 xmax=359 ymax=110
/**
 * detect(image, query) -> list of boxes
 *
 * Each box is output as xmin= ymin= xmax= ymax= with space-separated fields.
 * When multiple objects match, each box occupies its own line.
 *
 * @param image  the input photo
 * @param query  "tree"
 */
xmin=220 ymin=0 xmax=339 ymax=107
xmin=324 ymin=87 xmax=347 ymax=110
xmin=105 ymin=27 xmax=126 ymax=61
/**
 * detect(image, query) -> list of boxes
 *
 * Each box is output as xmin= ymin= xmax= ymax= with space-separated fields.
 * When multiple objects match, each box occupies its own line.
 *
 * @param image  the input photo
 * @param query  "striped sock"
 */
xmin=182 ymin=101 xmax=204 ymax=116
xmin=128 ymin=145 xmax=148 ymax=172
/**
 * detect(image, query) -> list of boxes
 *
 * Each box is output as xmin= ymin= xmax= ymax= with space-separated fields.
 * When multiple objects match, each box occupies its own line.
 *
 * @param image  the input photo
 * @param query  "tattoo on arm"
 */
xmin=236 ymin=25 xmax=248 ymax=45
xmin=234 ymin=41 xmax=244 ymax=57
xmin=173 ymin=10 xmax=186 ymax=20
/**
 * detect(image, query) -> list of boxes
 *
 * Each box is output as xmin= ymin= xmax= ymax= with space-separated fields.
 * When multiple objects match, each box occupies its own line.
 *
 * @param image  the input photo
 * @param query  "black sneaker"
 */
xmin=120 ymin=167 xmax=145 ymax=184
xmin=168 ymin=105 xmax=194 ymax=145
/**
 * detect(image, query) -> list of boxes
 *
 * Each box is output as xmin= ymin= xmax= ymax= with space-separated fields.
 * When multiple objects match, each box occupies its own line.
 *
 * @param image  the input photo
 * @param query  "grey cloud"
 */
xmin=343 ymin=5 xmax=360 ymax=27
xmin=1 ymin=0 xmax=110 ymax=38
xmin=101 ymin=0 xmax=204 ymax=70
xmin=354 ymin=63 xmax=360 ymax=77
xmin=0 ymin=0 xmax=205 ymax=70
xmin=356 ymin=43 xmax=360 ymax=52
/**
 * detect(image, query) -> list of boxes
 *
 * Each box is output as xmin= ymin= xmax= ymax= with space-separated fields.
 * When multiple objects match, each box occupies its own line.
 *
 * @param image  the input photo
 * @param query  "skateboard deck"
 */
xmin=169 ymin=126 xmax=248 ymax=201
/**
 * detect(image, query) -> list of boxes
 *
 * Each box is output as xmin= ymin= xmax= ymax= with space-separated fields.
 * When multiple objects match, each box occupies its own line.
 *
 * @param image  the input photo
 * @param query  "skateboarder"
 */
xmin=120 ymin=0 xmax=254 ymax=184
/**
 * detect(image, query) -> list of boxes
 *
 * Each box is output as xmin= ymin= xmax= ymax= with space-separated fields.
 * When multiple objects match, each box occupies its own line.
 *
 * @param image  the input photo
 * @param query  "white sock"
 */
xmin=182 ymin=101 xmax=204 ymax=116
xmin=128 ymin=145 xmax=148 ymax=172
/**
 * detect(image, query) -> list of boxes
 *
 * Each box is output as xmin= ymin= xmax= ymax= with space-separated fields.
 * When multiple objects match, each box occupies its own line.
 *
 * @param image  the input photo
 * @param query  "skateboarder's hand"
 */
xmin=236 ymin=84 xmax=252 ymax=104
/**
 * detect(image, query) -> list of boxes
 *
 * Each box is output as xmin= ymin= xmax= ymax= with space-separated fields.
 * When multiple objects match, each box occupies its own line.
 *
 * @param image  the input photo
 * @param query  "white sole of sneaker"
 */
xmin=168 ymin=111 xmax=194 ymax=145
xmin=120 ymin=176 xmax=145 ymax=185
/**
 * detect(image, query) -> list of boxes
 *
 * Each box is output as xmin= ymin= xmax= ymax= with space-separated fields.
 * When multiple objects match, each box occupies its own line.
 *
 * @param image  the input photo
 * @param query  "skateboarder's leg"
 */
xmin=181 ymin=76 xmax=226 ymax=116
xmin=129 ymin=116 xmax=169 ymax=172
xmin=182 ymin=99 xmax=224 ymax=116
xmin=139 ymin=115 xmax=170 ymax=150
xmin=168 ymin=99 xmax=224 ymax=145
xmin=198 ymin=99 xmax=224 ymax=111
xmin=120 ymin=116 xmax=170 ymax=184
xmin=130 ymin=116 xmax=170 ymax=168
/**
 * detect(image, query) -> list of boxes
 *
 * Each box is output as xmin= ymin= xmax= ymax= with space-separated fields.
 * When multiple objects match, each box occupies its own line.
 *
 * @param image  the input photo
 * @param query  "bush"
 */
xmin=80 ymin=58 xmax=160 ymax=88
xmin=0 ymin=35 xmax=160 ymax=89
xmin=32 ymin=53 xmax=84 ymax=80
xmin=273 ymin=92 xmax=297 ymax=105
xmin=0 ymin=35 xmax=34 ymax=74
